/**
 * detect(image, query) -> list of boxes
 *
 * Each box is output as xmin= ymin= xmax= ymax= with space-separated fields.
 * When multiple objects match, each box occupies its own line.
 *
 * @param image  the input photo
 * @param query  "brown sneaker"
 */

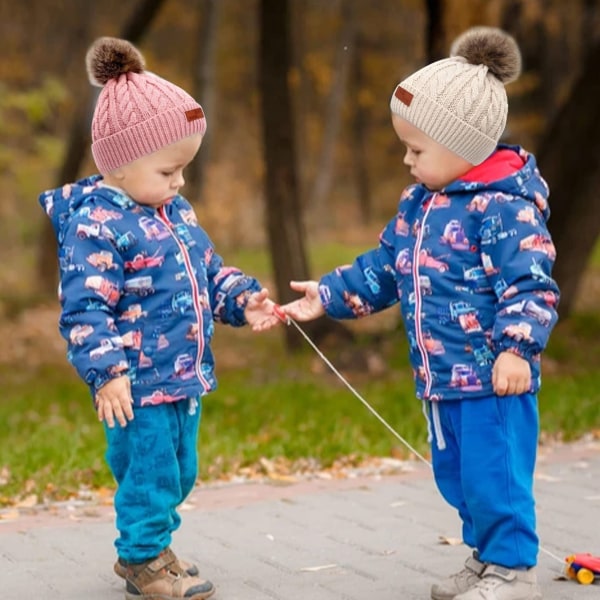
xmin=115 ymin=551 xmax=199 ymax=579
xmin=123 ymin=548 xmax=215 ymax=599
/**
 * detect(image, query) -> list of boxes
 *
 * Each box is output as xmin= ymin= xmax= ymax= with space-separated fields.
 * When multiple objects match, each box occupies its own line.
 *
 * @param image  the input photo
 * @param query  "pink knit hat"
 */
xmin=86 ymin=37 xmax=207 ymax=173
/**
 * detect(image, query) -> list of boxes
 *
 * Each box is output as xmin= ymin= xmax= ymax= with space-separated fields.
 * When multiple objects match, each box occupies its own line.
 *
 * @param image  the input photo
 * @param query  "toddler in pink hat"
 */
xmin=40 ymin=37 xmax=280 ymax=600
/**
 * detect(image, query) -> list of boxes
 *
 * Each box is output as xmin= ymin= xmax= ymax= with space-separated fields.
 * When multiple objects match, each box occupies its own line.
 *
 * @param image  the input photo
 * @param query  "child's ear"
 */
xmin=110 ymin=167 xmax=126 ymax=181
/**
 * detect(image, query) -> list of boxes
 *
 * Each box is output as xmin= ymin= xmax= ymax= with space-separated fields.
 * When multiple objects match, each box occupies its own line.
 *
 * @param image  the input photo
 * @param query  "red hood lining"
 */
xmin=460 ymin=149 xmax=525 ymax=184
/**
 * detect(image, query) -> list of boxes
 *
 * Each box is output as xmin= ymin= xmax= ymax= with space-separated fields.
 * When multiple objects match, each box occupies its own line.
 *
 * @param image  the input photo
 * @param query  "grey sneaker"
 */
xmin=431 ymin=552 xmax=486 ymax=600
xmin=454 ymin=564 xmax=542 ymax=600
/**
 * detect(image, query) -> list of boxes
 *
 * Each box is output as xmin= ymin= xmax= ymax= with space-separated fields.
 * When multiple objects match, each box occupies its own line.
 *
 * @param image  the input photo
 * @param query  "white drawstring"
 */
xmin=430 ymin=401 xmax=447 ymax=451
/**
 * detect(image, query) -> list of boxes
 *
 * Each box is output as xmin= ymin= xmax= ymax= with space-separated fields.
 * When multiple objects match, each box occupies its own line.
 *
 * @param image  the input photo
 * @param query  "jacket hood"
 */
xmin=445 ymin=145 xmax=551 ymax=222
xmin=39 ymin=176 xmax=104 ymax=243
xmin=39 ymin=175 xmax=140 ymax=244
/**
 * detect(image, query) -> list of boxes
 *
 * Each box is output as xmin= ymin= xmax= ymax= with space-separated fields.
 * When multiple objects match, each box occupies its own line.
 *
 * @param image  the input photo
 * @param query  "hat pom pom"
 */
xmin=86 ymin=37 xmax=145 ymax=87
xmin=450 ymin=26 xmax=522 ymax=84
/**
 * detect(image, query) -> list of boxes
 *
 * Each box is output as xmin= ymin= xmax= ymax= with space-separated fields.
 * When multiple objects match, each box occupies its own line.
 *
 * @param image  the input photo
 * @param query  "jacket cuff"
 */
xmin=85 ymin=362 xmax=129 ymax=391
xmin=495 ymin=338 xmax=541 ymax=363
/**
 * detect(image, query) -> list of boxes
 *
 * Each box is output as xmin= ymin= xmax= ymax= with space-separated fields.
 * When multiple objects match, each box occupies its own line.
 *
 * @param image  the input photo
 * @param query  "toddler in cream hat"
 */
xmin=282 ymin=27 xmax=558 ymax=600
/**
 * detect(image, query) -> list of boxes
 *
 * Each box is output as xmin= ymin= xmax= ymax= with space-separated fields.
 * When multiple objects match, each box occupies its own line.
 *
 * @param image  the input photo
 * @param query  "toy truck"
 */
xmin=565 ymin=553 xmax=600 ymax=585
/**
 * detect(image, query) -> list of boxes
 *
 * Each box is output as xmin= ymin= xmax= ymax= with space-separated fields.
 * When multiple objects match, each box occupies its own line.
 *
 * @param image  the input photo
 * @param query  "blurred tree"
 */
xmin=350 ymin=32 xmax=372 ymax=223
xmin=187 ymin=0 xmax=221 ymax=200
xmin=258 ymin=0 xmax=310 ymax=349
xmin=290 ymin=0 xmax=311 ymax=205
xmin=495 ymin=0 xmax=600 ymax=316
xmin=424 ymin=0 xmax=446 ymax=62
xmin=536 ymin=37 xmax=600 ymax=317
xmin=36 ymin=0 xmax=168 ymax=295
xmin=309 ymin=0 xmax=357 ymax=215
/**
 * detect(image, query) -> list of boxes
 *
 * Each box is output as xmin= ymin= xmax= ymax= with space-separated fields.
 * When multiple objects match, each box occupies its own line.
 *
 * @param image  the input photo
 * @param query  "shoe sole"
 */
xmin=124 ymin=587 xmax=215 ymax=600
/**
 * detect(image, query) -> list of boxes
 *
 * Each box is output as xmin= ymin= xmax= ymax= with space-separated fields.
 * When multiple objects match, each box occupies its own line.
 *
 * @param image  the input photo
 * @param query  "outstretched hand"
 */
xmin=279 ymin=280 xmax=325 ymax=321
xmin=245 ymin=288 xmax=282 ymax=331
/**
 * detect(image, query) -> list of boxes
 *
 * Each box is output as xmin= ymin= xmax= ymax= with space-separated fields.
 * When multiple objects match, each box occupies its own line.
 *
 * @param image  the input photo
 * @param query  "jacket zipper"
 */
xmin=411 ymin=193 xmax=435 ymax=398
xmin=157 ymin=206 xmax=211 ymax=392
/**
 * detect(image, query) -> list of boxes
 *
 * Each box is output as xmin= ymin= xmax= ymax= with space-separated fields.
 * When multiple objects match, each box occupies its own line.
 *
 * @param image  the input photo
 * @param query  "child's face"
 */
xmin=392 ymin=115 xmax=472 ymax=191
xmin=105 ymin=133 xmax=203 ymax=208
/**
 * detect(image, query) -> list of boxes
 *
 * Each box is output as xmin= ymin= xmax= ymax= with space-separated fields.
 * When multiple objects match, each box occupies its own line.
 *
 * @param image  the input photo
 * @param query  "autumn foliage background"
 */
xmin=1 ymin=0 xmax=598 ymax=299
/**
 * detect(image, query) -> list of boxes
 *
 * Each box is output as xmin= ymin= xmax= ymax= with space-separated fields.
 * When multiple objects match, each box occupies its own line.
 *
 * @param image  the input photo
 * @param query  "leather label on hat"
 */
xmin=394 ymin=85 xmax=413 ymax=107
xmin=185 ymin=107 xmax=205 ymax=122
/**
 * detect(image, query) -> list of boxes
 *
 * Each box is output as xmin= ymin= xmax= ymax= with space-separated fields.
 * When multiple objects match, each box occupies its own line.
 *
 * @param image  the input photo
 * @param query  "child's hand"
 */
xmin=95 ymin=375 xmax=134 ymax=428
xmin=492 ymin=351 xmax=531 ymax=396
xmin=279 ymin=280 xmax=325 ymax=321
xmin=244 ymin=288 xmax=281 ymax=331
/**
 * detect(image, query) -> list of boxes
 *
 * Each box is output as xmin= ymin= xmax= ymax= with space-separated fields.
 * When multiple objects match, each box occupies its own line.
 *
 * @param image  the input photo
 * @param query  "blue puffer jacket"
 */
xmin=40 ymin=176 xmax=262 ymax=407
xmin=318 ymin=146 xmax=560 ymax=401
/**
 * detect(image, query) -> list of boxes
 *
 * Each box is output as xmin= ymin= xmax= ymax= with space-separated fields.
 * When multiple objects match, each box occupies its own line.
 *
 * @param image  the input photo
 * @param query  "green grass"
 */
xmin=0 ymin=331 xmax=421 ymax=505
xmin=1 ymin=312 xmax=599 ymax=507
xmin=225 ymin=239 xmax=377 ymax=282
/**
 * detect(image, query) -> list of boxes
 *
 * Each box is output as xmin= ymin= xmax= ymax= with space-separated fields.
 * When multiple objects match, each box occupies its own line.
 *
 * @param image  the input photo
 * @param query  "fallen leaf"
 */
xmin=439 ymin=535 xmax=463 ymax=546
xmin=535 ymin=472 xmax=561 ymax=482
xmin=267 ymin=473 xmax=297 ymax=484
xmin=300 ymin=564 xmax=338 ymax=572
xmin=0 ymin=509 xmax=20 ymax=521
xmin=15 ymin=494 xmax=38 ymax=508
xmin=0 ymin=466 xmax=11 ymax=487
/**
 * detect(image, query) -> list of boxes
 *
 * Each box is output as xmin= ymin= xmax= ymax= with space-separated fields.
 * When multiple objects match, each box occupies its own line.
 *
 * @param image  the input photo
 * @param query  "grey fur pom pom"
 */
xmin=86 ymin=37 xmax=145 ymax=87
xmin=450 ymin=26 xmax=522 ymax=84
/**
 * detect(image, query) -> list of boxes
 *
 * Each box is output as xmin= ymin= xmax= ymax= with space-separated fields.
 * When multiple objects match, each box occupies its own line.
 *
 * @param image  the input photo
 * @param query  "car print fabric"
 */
xmin=40 ymin=176 xmax=262 ymax=407
xmin=317 ymin=145 xmax=560 ymax=401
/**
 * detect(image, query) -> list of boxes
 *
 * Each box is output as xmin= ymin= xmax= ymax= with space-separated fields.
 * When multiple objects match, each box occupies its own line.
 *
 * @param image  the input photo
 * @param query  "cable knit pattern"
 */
xmin=390 ymin=27 xmax=521 ymax=166
xmin=90 ymin=61 xmax=206 ymax=173
xmin=390 ymin=57 xmax=507 ymax=165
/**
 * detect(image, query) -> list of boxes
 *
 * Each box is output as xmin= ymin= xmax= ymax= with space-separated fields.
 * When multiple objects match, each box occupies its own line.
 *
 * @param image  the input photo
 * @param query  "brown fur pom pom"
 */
xmin=450 ymin=27 xmax=521 ymax=84
xmin=86 ymin=37 xmax=145 ymax=87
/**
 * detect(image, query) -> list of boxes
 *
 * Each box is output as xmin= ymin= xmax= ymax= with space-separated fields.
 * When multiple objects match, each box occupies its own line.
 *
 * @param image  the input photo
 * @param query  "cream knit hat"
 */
xmin=86 ymin=37 xmax=207 ymax=174
xmin=390 ymin=27 xmax=521 ymax=165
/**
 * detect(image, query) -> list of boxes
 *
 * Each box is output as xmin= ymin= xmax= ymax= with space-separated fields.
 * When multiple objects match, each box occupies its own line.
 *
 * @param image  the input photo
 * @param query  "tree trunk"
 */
xmin=424 ymin=0 xmax=445 ymax=62
xmin=187 ymin=0 xmax=221 ymax=201
xmin=258 ymin=0 xmax=312 ymax=350
xmin=36 ymin=0 xmax=168 ymax=296
xmin=350 ymin=33 xmax=371 ymax=223
xmin=309 ymin=0 xmax=357 ymax=215
xmin=290 ymin=0 xmax=310 ymax=207
xmin=536 ymin=39 xmax=600 ymax=317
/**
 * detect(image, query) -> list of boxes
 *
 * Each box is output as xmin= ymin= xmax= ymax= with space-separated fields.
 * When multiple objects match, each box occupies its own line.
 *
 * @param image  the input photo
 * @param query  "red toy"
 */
xmin=565 ymin=553 xmax=600 ymax=585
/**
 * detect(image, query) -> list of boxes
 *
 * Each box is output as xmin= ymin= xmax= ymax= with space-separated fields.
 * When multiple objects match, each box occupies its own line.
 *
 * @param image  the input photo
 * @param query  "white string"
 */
xmin=538 ymin=545 xmax=567 ymax=565
xmin=280 ymin=312 xmax=567 ymax=566
xmin=283 ymin=315 xmax=431 ymax=467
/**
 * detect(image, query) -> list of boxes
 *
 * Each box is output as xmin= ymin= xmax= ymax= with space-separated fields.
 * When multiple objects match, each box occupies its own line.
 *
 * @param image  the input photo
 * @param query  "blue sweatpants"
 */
xmin=428 ymin=394 xmax=539 ymax=568
xmin=104 ymin=397 xmax=202 ymax=563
